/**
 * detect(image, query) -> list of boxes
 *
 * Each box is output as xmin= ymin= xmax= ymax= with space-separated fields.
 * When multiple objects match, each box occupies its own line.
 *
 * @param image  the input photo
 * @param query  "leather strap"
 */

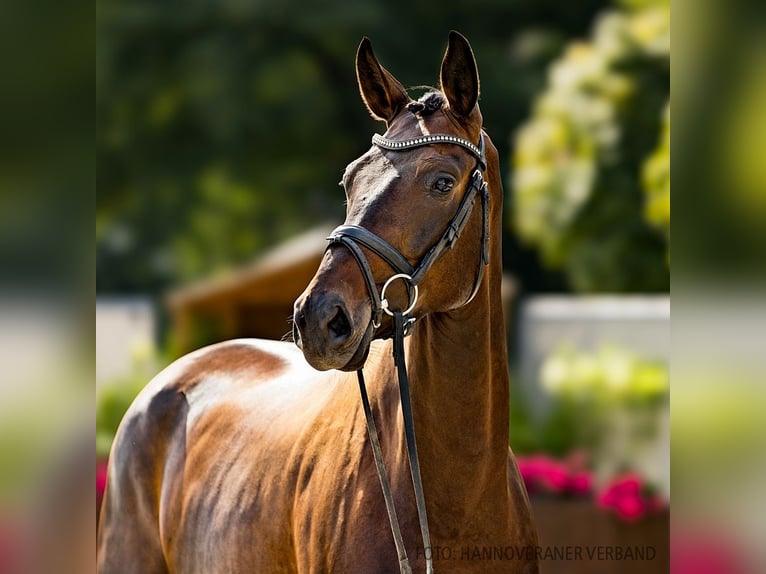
xmin=330 ymin=225 xmax=414 ymax=277
xmin=355 ymin=311 xmax=434 ymax=574
xmin=409 ymin=168 xmax=488 ymax=288
xmin=392 ymin=311 xmax=433 ymax=574
xmin=357 ymin=370 xmax=412 ymax=574
xmin=463 ymin=174 xmax=491 ymax=306
xmin=328 ymin=234 xmax=386 ymax=327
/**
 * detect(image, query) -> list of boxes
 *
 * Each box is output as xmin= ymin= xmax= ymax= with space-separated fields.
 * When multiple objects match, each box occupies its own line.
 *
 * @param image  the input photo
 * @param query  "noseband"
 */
xmin=325 ymin=131 xmax=490 ymax=574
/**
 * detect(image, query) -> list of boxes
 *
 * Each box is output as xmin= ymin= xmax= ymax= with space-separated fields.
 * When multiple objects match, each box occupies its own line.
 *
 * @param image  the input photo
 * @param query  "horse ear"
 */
xmin=439 ymin=31 xmax=479 ymax=118
xmin=356 ymin=37 xmax=409 ymax=123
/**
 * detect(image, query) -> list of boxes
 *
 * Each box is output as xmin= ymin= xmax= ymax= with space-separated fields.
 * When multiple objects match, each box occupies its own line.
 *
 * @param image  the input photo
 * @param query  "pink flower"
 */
xmin=597 ymin=473 xmax=664 ymax=522
xmin=97 ymin=459 xmax=109 ymax=504
xmin=597 ymin=473 xmax=639 ymax=503
xmin=517 ymin=454 xmax=593 ymax=496
xmin=538 ymin=458 xmax=569 ymax=493
xmin=614 ymin=494 xmax=646 ymax=521
xmin=568 ymin=471 xmax=593 ymax=495
xmin=517 ymin=455 xmax=558 ymax=493
xmin=519 ymin=455 xmax=666 ymax=523
xmin=516 ymin=456 xmax=543 ymax=494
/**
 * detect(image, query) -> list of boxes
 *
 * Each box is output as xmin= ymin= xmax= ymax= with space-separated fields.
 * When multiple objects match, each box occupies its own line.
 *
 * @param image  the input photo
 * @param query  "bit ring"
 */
xmin=380 ymin=273 xmax=418 ymax=317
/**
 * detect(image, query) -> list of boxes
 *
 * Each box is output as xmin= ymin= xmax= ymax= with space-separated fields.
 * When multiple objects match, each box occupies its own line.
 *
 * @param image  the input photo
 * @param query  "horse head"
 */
xmin=293 ymin=31 xmax=489 ymax=372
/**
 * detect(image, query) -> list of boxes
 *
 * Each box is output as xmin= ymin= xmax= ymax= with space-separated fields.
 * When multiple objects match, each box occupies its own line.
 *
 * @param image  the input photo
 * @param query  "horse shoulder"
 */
xmin=98 ymin=344 xmax=196 ymax=573
xmin=98 ymin=338 xmax=313 ymax=573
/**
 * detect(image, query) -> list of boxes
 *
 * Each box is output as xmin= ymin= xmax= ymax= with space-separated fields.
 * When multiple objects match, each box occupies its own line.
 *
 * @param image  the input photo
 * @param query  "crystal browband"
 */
xmin=372 ymin=132 xmax=485 ymax=167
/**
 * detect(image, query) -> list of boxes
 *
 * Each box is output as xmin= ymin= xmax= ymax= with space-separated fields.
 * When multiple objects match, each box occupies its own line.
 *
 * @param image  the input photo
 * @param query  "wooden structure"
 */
xmin=531 ymin=498 xmax=669 ymax=573
xmin=167 ymin=224 xmax=334 ymax=352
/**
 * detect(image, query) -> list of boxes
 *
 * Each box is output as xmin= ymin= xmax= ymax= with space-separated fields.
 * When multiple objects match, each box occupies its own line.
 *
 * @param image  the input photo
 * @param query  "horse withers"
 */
xmin=98 ymin=32 xmax=539 ymax=574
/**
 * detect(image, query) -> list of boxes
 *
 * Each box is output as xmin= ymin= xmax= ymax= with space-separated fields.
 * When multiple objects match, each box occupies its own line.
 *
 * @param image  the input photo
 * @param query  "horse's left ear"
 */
xmin=439 ymin=31 xmax=480 ymax=118
xmin=356 ymin=37 xmax=410 ymax=124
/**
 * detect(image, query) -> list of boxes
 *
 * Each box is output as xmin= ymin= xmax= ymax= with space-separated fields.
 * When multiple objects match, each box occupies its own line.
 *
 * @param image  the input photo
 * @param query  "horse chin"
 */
xmin=298 ymin=320 xmax=373 ymax=372
xmin=337 ymin=323 xmax=374 ymax=372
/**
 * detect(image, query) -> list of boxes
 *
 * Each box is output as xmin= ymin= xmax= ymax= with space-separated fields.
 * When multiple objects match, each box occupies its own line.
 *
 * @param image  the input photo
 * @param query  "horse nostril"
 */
xmin=327 ymin=306 xmax=351 ymax=342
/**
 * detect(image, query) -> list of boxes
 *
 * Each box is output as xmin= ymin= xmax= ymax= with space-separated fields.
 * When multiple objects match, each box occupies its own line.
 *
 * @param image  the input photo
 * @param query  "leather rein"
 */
xmin=325 ymin=131 xmax=490 ymax=574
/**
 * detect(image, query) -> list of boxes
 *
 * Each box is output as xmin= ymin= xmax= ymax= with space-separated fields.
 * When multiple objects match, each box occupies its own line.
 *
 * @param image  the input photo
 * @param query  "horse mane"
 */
xmin=406 ymin=89 xmax=444 ymax=116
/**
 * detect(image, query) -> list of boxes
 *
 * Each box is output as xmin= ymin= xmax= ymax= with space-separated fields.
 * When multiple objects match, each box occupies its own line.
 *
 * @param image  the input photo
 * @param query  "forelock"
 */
xmin=406 ymin=91 xmax=445 ymax=117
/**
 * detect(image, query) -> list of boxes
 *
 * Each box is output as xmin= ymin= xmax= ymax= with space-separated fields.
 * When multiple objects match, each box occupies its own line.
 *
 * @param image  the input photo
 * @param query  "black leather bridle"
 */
xmin=325 ymin=130 xmax=490 ymax=574
xmin=328 ymin=132 xmax=490 ymax=332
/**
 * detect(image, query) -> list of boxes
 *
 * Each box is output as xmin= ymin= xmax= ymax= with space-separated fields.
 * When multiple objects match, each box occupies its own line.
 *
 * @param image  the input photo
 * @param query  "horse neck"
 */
xmin=405 ymin=246 xmax=510 ymax=491
xmin=405 ymin=140 xmax=511 ymax=498
xmin=364 ymin=217 xmax=511 ymax=535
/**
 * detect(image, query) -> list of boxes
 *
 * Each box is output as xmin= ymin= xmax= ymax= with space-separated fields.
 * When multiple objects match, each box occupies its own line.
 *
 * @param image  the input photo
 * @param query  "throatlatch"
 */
xmin=327 ymin=130 xmax=490 ymax=574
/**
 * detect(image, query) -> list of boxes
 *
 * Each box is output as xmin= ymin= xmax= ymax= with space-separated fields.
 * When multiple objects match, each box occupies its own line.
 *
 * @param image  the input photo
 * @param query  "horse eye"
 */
xmin=432 ymin=177 xmax=455 ymax=194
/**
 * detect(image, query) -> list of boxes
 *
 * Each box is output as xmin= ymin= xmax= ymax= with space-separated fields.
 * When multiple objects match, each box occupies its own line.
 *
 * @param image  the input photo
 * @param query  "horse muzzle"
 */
xmin=293 ymin=286 xmax=373 ymax=371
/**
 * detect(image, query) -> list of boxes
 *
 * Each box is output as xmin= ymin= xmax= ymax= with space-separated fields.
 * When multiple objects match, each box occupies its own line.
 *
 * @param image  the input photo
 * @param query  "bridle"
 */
xmin=328 ymin=132 xmax=490 ymax=333
xmin=325 ymin=130 xmax=490 ymax=574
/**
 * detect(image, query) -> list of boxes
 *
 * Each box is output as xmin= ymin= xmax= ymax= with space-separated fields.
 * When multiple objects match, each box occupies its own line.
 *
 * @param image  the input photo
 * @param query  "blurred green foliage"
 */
xmin=642 ymin=102 xmax=669 ymax=242
xmin=511 ymin=0 xmax=669 ymax=292
xmin=96 ymin=377 xmax=145 ymax=458
xmin=512 ymin=344 xmax=668 ymax=466
xmin=97 ymin=0 xmax=613 ymax=295
xmin=540 ymin=343 xmax=668 ymax=402
xmin=97 ymin=344 xmax=166 ymax=457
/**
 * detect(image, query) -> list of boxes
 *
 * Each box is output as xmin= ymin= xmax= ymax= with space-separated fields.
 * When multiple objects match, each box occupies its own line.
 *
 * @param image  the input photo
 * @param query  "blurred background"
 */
xmin=56 ymin=0 xmax=748 ymax=571
xmin=93 ymin=0 xmax=673 ymax=571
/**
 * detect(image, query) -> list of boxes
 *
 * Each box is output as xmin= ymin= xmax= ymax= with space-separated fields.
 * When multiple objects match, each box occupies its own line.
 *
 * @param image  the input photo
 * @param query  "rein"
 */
xmin=326 ymin=131 xmax=490 ymax=574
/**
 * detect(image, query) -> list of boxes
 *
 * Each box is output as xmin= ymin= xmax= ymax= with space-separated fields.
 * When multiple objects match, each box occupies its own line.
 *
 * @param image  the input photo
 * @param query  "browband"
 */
xmin=372 ymin=133 xmax=486 ymax=171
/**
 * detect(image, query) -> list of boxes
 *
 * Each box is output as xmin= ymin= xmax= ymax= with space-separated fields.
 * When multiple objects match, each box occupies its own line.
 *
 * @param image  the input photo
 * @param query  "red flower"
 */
xmin=568 ymin=471 xmax=593 ymax=495
xmin=615 ymin=494 xmax=646 ymax=521
xmin=538 ymin=457 xmax=569 ymax=493
xmin=519 ymin=454 xmax=665 ymax=522
xmin=517 ymin=454 xmax=592 ymax=496
xmin=97 ymin=459 xmax=108 ymax=506
xmin=516 ymin=456 xmax=541 ymax=494
xmin=517 ymin=455 xmax=561 ymax=493
xmin=596 ymin=473 xmax=664 ymax=522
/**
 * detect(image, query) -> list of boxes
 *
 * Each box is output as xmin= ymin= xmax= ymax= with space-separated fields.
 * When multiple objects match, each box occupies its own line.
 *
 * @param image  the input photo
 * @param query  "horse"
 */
xmin=97 ymin=31 xmax=539 ymax=574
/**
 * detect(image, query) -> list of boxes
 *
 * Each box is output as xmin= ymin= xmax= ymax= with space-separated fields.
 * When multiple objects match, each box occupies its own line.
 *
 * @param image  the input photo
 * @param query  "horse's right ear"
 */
xmin=355 ymin=38 xmax=409 ymax=124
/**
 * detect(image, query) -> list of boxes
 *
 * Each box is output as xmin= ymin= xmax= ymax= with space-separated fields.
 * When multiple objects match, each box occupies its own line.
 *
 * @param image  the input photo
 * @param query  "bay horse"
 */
xmin=98 ymin=32 xmax=539 ymax=573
